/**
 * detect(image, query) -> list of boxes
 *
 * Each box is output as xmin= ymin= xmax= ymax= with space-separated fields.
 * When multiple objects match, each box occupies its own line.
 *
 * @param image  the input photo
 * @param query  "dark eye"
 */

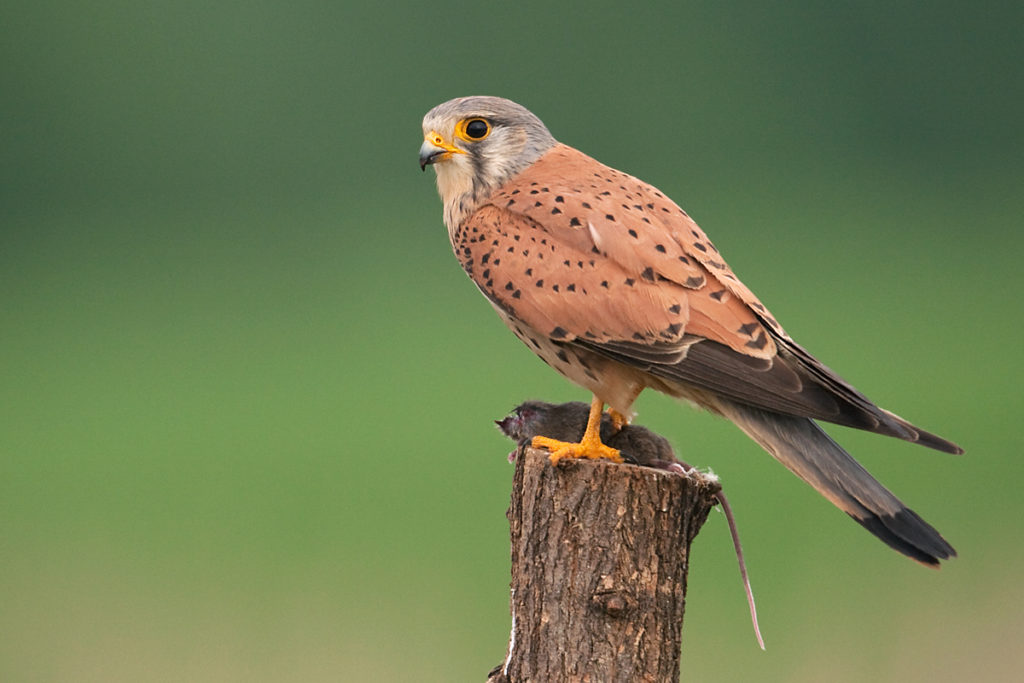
xmin=464 ymin=118 xmax=491 ymax=140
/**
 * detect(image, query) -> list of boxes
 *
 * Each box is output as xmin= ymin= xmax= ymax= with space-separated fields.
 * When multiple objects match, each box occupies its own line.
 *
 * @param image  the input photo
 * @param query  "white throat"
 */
xmin=434 ymin=159 xmax=482 ymax=233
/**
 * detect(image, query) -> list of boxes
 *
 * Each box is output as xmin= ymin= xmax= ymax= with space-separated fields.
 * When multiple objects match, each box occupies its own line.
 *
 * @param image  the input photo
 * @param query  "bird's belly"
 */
xmin=497 ymin=310 xmax=648 ymax=415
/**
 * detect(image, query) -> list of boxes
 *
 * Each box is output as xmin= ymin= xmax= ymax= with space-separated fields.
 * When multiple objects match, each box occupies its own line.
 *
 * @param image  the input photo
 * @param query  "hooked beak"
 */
xmin=419 ymin=133 xmax=464 ymax=171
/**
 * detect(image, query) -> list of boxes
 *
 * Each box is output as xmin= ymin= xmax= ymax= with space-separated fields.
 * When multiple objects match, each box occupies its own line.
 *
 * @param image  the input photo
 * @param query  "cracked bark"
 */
xmin=487 ymin=446 xmax=720 ymax=683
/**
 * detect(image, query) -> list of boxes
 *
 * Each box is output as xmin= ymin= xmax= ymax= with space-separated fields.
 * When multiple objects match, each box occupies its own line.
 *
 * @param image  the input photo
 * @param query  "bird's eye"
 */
xmin=460 ymin=118 xmax=491 ymax=141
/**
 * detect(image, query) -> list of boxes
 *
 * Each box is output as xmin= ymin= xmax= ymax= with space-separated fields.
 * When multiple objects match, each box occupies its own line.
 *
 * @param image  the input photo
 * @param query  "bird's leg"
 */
xmin=532 ymin=395 xmax=623 ymax=464
xmin=608 ymin=408 xmax=630 ymax=432
xmin=608 ymin=385 xmax=641 ymax=433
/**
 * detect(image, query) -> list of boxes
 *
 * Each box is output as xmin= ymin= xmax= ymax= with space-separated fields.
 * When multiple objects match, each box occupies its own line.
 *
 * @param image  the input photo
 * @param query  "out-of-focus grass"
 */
xmin=3 ymin=192 xmax=1021 ymax=681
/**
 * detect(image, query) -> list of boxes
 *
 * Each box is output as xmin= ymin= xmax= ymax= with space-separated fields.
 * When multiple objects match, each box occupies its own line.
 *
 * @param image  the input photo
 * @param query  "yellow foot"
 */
xmin=531 ymin=435 xmax=623 ymax=465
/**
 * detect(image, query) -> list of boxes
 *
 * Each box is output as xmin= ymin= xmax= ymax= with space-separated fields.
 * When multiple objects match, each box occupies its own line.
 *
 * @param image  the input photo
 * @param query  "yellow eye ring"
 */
xmin=456 ymin=117 xmax=491 ymax=142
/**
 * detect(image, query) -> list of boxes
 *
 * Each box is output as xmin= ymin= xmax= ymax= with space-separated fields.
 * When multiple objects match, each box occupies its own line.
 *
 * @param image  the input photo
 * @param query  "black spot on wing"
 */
xmin=745 ymin=331 xmax=769 ymax=350
xmin=684 ymin=275 xmax=704 ymax=288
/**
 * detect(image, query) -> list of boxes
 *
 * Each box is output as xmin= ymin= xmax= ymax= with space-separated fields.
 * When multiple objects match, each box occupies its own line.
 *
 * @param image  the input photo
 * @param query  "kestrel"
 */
xmin=420 ymin=96 xmax=961 ymax=565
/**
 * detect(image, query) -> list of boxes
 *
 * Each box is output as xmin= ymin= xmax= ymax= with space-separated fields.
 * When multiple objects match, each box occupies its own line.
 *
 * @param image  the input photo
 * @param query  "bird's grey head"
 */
xmin=420 ymin=96 xmax=557 ymax=229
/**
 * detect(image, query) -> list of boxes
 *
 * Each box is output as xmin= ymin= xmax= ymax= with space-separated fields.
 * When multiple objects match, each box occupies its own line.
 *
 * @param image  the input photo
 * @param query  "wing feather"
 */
xmin=453 ymin=144 xmax=961 ymax=453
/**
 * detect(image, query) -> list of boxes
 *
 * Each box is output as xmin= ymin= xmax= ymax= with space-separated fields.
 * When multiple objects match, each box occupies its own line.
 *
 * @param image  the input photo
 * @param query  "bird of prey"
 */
xmin=420 ymin=96 xmax=961 ymax=565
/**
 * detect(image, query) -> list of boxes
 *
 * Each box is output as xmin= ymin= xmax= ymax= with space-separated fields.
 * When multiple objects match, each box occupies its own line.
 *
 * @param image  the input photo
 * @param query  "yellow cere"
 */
xmin=424 ymin=130 xmax=465 ymax=155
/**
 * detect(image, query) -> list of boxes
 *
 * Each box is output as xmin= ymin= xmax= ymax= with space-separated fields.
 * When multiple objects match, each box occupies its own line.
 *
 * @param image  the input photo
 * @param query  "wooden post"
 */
xmin=487 ymin=446 xmax=721 ymax=683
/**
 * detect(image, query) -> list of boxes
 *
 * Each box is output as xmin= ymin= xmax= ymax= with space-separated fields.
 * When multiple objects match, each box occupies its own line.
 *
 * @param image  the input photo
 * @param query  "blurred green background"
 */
xmin=2 ymin=2 xmax=1022 ymax=681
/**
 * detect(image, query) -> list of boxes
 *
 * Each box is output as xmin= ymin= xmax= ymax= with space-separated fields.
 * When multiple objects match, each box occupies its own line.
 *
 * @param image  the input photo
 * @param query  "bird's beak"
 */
xmin=419 ymin=132 xmax=464 ymax=171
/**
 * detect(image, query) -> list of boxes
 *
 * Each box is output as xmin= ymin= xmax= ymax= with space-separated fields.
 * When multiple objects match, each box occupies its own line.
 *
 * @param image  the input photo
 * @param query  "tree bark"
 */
xmin=488 ymin=446 xmax=720 ymax=683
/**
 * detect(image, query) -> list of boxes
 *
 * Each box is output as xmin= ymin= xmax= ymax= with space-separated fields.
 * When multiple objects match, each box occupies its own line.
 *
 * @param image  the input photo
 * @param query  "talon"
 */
xmin=532 ymin=434 xmax=623 ymax=464
xmin=530 ymin=396 xmax=623 ymax=464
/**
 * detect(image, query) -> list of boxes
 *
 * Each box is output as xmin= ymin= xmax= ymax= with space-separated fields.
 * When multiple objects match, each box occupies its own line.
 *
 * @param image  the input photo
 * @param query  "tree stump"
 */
xmin=488 ymin=446 xmax=721 ymax=682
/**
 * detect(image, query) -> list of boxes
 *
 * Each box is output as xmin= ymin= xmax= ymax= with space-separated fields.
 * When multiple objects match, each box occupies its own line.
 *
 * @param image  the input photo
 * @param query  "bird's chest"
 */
xmin=448 ymin=220 xmax=486 ymax=279
xmin=448 ymin=209 xmax=571 ymax=303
